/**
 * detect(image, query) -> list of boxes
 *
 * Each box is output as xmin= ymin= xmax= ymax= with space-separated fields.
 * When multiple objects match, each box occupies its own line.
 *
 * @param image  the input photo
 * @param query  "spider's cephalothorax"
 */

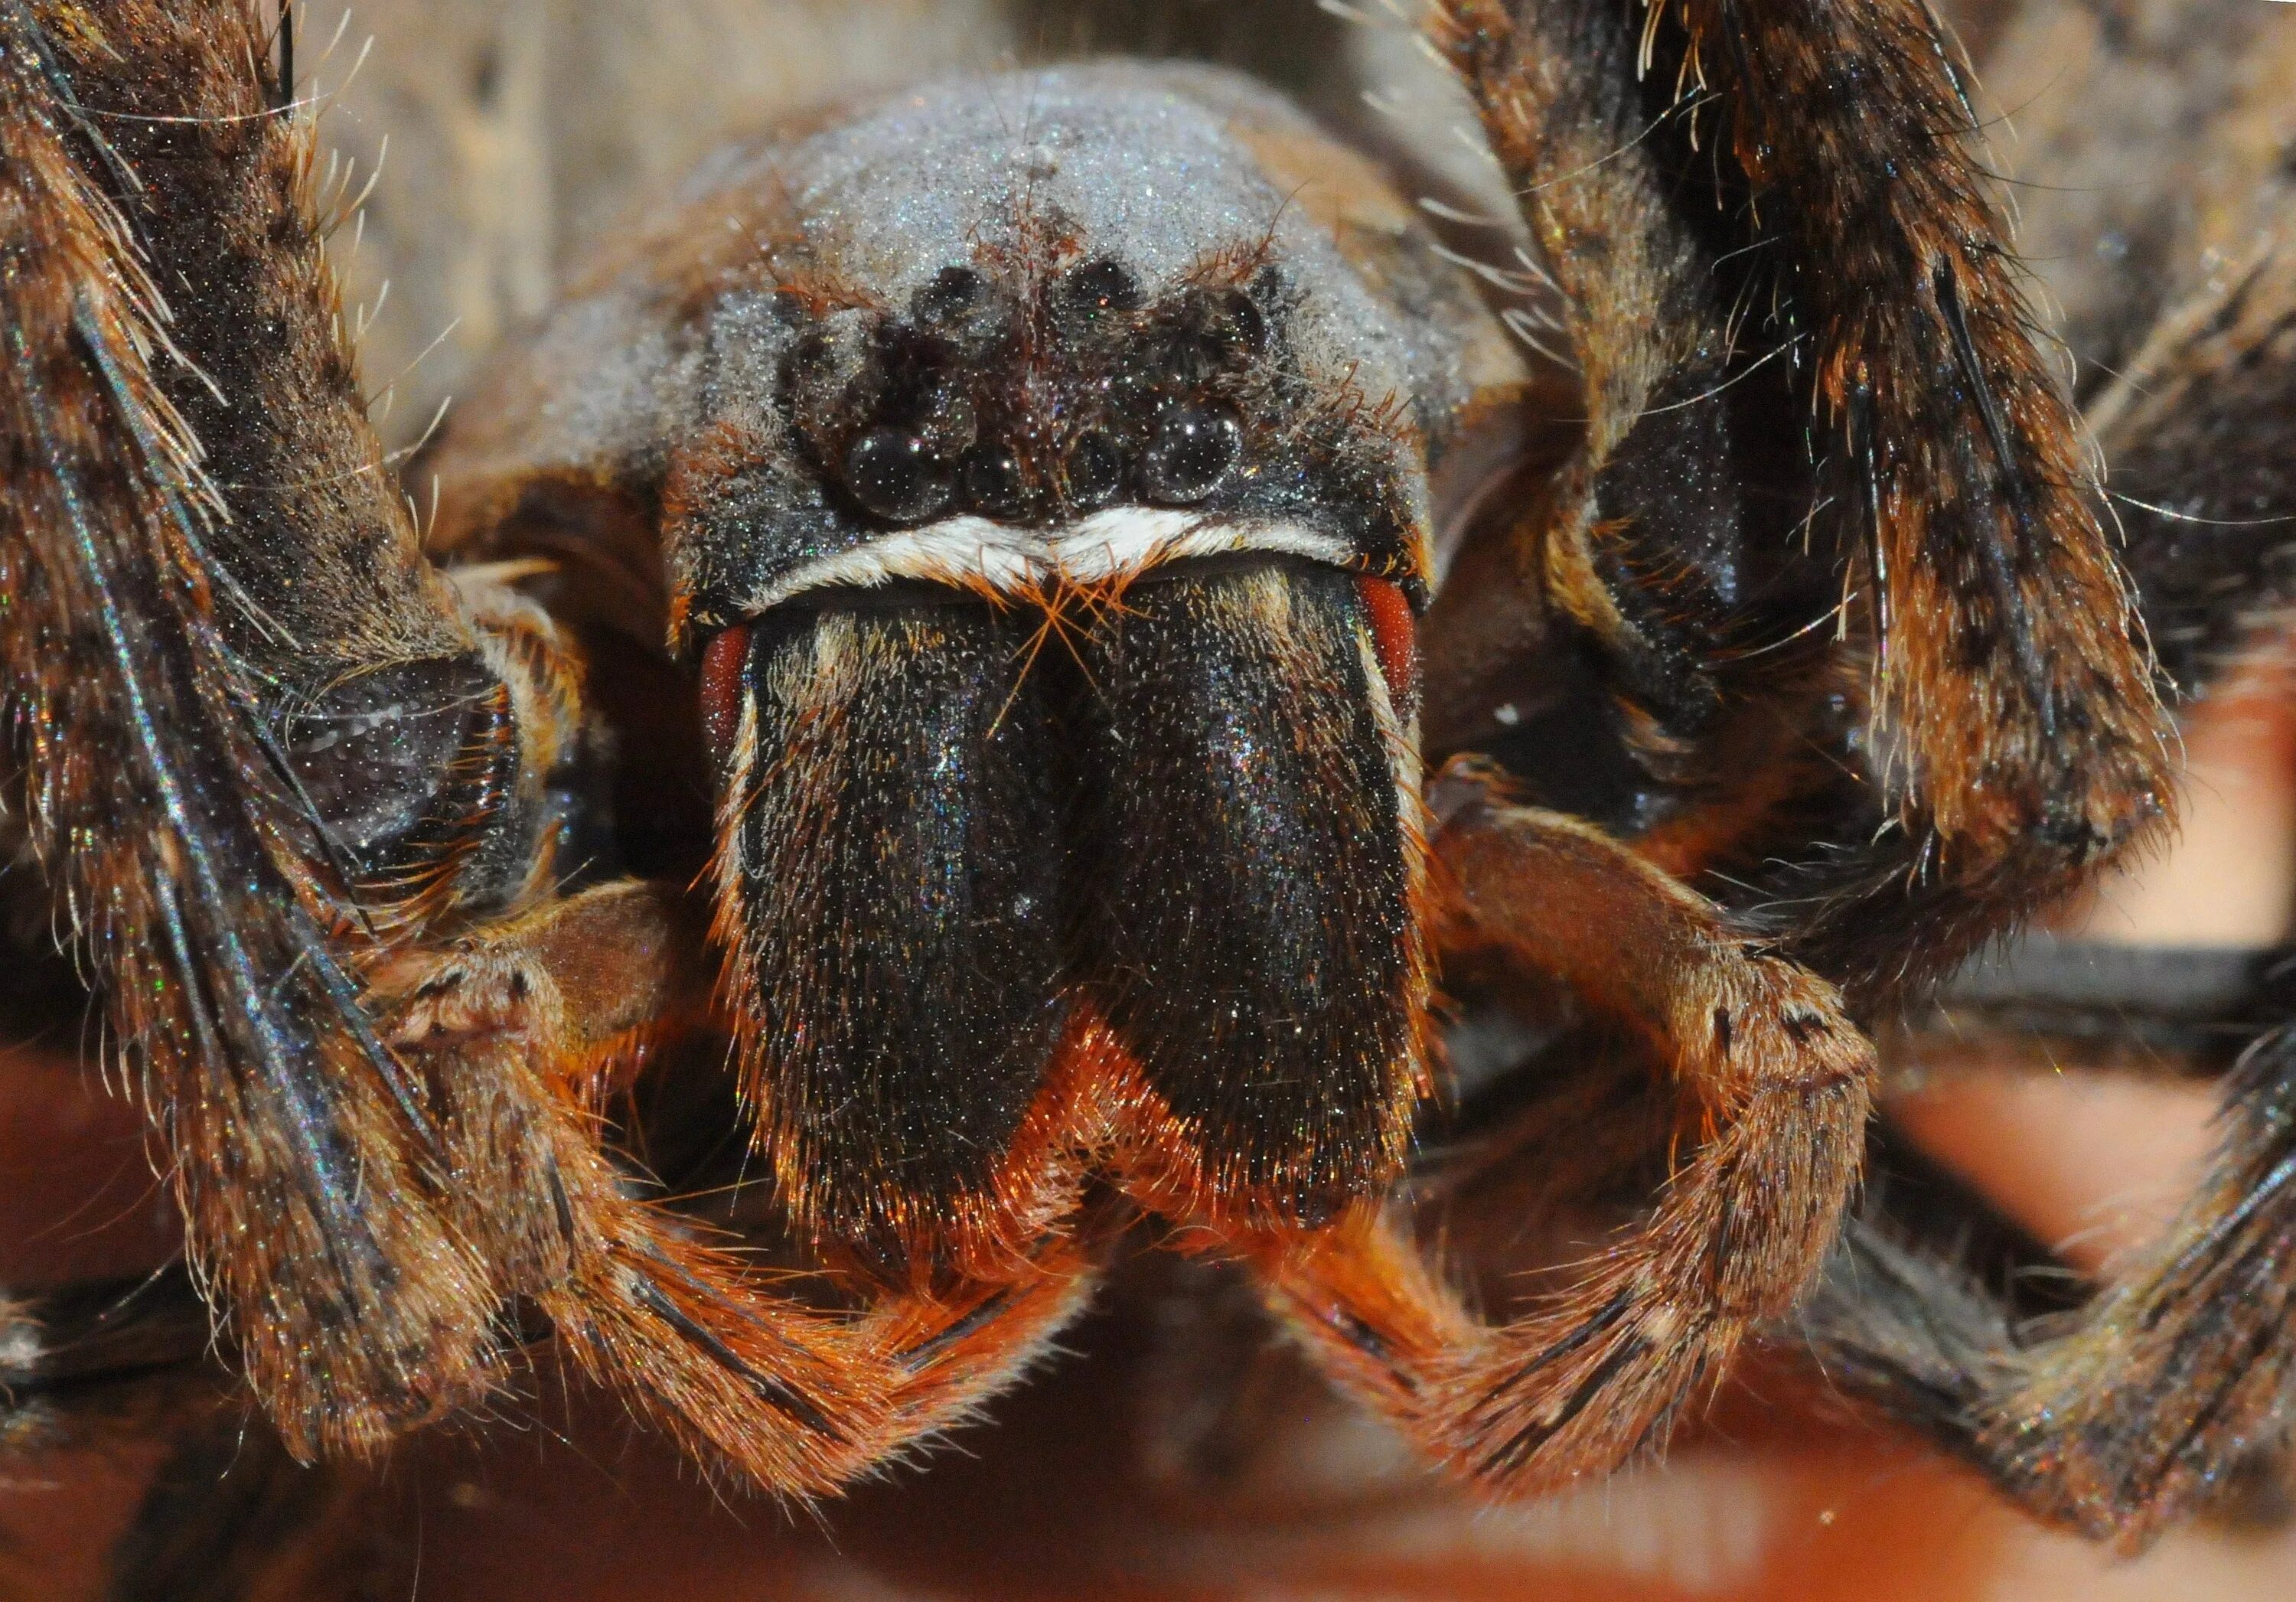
xmin=25 ymin=0 xmax=2289 ymax=1571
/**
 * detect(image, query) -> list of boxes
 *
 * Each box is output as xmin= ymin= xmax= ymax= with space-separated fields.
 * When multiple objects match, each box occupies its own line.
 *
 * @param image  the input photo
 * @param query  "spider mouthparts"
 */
xmin=706 ymin=558 xmax=1427 ymax=1258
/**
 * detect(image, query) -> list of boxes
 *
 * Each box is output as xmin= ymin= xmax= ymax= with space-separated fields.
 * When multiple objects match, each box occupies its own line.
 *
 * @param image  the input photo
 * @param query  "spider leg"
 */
xmin=372 ymin=880 xmax=1097 ymax=1493
xmin=1238 ymin=759 xmax=1874 ymax=1489
xmin=1428 ymin=0 xmax=2175 ymax=1004
xmin=1807 ymin=1024 xmax=2296 ymax=1548
xmin=0 ymin=1271 xmax=214 ymax=1455
xmin=0 ymin=0 xmax=503 ymax=1457
xmin=0 ymin=0 xmax=1079 ymax=1490
xmin=2101 ymin=227 xmax=2296 ymax=706
xmin=0 ymin=1271 xmax=366 ymax=1600
xmin=1801 ymin=237 xmax=2296 ymax=1546
xmin=105 ymin=1406 xmax=381 ymax=1602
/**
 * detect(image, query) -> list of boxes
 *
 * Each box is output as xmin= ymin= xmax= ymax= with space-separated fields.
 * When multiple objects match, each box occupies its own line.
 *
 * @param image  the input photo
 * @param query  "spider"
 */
xmin=4 ymin=0 xmax=2286 ymax=1585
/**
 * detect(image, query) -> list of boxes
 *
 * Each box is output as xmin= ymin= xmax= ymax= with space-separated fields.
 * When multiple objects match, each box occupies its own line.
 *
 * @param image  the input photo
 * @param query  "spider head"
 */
xmin=661 ymin=67 xmax=1463 ymax=1258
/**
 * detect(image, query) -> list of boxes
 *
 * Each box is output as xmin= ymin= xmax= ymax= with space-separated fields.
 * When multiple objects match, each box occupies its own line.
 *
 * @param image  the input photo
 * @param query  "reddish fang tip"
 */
xmin=1355 ymin=576 xmax=1419 ymax=714
xmin=700 ymin=625 xmax=752 ymax=767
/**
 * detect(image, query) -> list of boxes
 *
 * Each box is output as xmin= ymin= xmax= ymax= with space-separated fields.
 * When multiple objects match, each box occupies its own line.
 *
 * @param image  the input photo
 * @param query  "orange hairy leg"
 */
xmin=0 ymin=0 xmax=1090 ymax=1489
xmin=1243 ymin=760 xmax=1874 ymax=1488
xmin=375 ymin=879 xmax=1101 ymax=1490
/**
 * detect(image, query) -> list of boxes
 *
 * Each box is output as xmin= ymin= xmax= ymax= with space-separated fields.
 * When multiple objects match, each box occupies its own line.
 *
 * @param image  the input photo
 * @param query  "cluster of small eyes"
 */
xmin=837 ymin=257 xmax=1267 ymax=527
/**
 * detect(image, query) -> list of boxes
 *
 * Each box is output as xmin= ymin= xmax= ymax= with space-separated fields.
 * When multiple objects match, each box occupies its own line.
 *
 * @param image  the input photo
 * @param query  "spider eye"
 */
xmin=843 ymin=427 xmax=955 ymax=524
xmin=958 ymin=442 xmax=1028 ymax=519
xmin=1142 ymin=403 xmax=1242 ymax=504
xmin=1058 ymin=257 xmax=1143 ymax=323
xmin=699 ymin=624 xmax=753 ymax=768
xmin=911 ymin=264 xmax=987 ymax=329
xmin=1207 ymin=289 xmax=1267 ymax=361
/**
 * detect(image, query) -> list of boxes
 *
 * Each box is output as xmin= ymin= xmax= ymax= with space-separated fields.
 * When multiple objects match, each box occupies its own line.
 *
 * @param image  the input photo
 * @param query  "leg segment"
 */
xmin=0 ymin=1272 xmax=375 ymax=1600
xmin=1808 ymin=1025 xmax=2296 ymax=1546
xmin=2099 ymin=223 xmax=2296 ymax=704
xmin=106 ymin=1408 xmax=382 ymax=1602
xmin=1244 ymin=761 xmax=1874 ymax=1489
xmin=1429 ymin=0 xmax=2175 ymax=1003
xmin=0 ymin=0 xmax=497 ymax=1455
xmin=1802 ymin=204 xmax=2296 ymax=1547
xmin=1793 ymin=916 xmax=2296 ymax=1516
xmin=374 ymin=880 xmax=1096 ymax=1492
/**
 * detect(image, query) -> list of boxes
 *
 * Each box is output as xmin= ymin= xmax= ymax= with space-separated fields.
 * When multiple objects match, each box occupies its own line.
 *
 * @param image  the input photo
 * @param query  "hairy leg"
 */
xmin=1808 ymin=1023 xmax=2296 ymax=1548
xmin=2100 ymin=226 xmax=2296 ymax=705
xmin=1798 ymin=197 xmax=2296 ymax=1549
xmin=0 ymin=0 xmax=1085 ymax=1489
xmin=1241 ymin=761 xmax=1874 ymax=1490
xmin=1427 ymin=0 xmax=2174 ymax=1004
xmin=374 ymin=880 xmax=1097 ymax=1490
xmin=0 ymin=0 xmax=502 ymax=1454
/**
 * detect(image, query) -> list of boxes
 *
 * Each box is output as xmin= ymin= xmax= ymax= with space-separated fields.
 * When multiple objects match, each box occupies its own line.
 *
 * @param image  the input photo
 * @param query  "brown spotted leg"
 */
xmin=1812 ymin=1020 xmax=2296 ymax=1548
xmin=1244 ymin=760 xmax=1874 ymax=1488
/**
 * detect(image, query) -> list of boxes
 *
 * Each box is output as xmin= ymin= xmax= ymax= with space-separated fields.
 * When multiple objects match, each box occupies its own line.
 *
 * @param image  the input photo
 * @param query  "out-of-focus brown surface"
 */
xmin=1935 ymin=0 xmax=2296 ymax=398
xmin=370 ymin=1333 xmax=2296 ymax=1602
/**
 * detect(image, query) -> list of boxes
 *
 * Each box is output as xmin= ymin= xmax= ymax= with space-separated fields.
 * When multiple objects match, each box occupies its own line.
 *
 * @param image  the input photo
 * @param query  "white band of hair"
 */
xmin=739 ymin=508 xmax=1361 ymax=614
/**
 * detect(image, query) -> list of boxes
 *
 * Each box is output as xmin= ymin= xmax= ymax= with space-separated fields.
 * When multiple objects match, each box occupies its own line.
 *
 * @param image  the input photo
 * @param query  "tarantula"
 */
xmin=6 ymin=0 xmax=2294 ymax=1584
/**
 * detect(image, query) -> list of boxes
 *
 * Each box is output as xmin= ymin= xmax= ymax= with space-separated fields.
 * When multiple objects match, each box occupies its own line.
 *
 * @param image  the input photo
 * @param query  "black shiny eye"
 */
xmin=1103 ymin=350 xmax=1169 ymax=417
xmin=1059 ymin=258 xmax=1143 ymax=323
xmin=959 ymin=443 xmax=1028 ymax=519
xmin=1207 ymin=289 xmax=1267 ymax=361
xmin=1142 ymin=405 xmax=1242 ymax=504
xmin=843 ymin=427 xmax=954 ymax=524
xmin=1064 ymin=432 xmax=1124 ymax=509
xmin=912 ymin=265 xmax=988 ymax=329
